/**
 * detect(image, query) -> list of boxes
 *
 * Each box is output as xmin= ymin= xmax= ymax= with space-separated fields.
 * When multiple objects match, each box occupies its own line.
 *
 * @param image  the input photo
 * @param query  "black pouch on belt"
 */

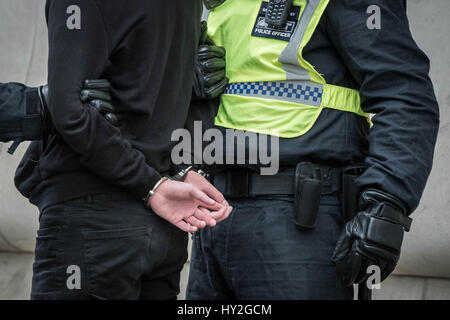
xmin=341 ymin=165 xmax=367 ymax=223
xmin=294 ymin=162 xmax=323 ymax=230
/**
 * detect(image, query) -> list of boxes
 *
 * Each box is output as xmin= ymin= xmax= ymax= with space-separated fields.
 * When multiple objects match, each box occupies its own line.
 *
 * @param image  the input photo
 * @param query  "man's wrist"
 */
xmin=144 ymin=177 xmax=169 ymax=207
xmin=38 ymin=85 xmax=55 ymax=135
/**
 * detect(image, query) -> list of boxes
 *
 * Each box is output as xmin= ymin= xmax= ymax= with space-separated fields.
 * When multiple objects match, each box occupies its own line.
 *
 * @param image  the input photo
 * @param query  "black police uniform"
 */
xmin=0 ymin=83 xmax=44 ymax=153
xmin=186 ymin=0 xmax=439 ymax=300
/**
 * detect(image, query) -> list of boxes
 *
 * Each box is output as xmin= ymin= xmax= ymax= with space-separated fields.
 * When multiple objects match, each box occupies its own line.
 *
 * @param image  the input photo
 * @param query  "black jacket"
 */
xmin=0 ymin=83 xmax=42 ymax=147
xmin=14 ymin=0 xmax=202 ymax=210
xmin=187 ymin=0 xmax=439 ymax=213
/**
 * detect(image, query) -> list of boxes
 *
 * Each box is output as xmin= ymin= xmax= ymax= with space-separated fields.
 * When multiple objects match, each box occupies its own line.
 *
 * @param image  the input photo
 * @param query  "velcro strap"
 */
xmin=366 ymin=217 xmax=405 ymax=251
xmin=7 ymin=138 xmax=22 ymax=155
xmin=378 ymin=203 xmax=413 ymax=232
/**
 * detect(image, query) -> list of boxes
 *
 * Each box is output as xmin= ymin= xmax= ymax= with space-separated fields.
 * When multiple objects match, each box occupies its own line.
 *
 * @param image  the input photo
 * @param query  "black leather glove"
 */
xmin=193 ymin=21 xmax=229 ymax=100
xmin=40 ymin=79 xmax=118 ymax=133
xmin=79 ymin=79 xmax=118 ymax=125
xmin=331 ymin=189 xmax=413 ymax=286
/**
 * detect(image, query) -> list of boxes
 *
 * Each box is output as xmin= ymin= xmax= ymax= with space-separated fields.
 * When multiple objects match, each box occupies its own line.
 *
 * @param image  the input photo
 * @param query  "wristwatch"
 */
xmin=170 ymin=166 xmax=210 ymax=182
xmin=170 ymin=166 xmax=194 ymax=182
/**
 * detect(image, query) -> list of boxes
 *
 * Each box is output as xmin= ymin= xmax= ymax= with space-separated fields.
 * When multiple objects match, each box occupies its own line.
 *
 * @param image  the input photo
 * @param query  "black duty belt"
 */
xmin=212 ymin=164 xmax=342 ymax=198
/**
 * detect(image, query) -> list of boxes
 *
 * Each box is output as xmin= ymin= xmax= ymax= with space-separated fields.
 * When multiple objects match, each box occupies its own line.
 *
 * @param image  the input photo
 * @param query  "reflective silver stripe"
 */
xmin=202 ymin=5 xmax=210 ymax=21
xmin=278 ymin=0 xmax=321 ymax=81
xmin=225 ymin=80 xmax=324 ymax=107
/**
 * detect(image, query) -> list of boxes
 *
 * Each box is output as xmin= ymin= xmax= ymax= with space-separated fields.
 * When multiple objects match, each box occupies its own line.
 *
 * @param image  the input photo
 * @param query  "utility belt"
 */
xmin=211 ymin=162 xmax=366 ymax=230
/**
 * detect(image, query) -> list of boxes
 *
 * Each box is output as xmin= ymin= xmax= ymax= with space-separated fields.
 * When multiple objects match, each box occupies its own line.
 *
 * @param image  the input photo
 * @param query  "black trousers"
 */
xmin=31 ymin=194 xmax=188 ymax=300
xmin=187 ymin=194 xmax=353 ymax=300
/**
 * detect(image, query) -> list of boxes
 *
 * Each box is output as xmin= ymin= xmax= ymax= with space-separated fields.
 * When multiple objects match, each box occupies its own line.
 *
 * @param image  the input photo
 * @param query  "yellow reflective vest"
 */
xmin=206 ymin=0 xmax=370 ymax=138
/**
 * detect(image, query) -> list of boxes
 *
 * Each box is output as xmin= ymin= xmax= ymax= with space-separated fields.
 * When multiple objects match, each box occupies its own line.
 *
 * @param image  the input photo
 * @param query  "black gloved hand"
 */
xmin=193 ymin=21 xmax=229 ymax=100
xmin=80 ymin=79 xmax=118 ymax=125
xmin=40 ymin=79 xmax=118 ymax=134
xmin=331 ymin=189 xmax=413 ymax=286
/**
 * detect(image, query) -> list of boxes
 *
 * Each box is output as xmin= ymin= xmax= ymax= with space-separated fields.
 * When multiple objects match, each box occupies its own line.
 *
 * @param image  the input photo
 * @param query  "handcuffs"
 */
xmin=144 ymin=166 xmax=209 ymax=208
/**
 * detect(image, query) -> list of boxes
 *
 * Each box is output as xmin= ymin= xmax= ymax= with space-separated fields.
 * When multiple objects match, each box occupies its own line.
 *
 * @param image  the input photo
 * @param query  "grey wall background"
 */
xmin=0 ymin=0 xmax=449 ymax=299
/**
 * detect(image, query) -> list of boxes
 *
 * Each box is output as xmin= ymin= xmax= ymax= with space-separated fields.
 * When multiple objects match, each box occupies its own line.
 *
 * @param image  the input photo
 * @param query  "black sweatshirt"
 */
xmin=15 ymin=0 xmax=202 ymax=210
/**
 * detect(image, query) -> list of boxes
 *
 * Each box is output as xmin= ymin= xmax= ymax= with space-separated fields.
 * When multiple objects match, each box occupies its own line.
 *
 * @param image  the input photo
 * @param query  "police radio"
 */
xmin=203 ymin=0 xmax=227 ymax=10
xmin=265 ymin=0 xmax=294 ymax=28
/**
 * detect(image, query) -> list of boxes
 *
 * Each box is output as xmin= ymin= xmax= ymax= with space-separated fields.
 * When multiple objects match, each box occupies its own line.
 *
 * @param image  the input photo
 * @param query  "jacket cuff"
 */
xmin=128 ymin=167 xmax=162 ymax=199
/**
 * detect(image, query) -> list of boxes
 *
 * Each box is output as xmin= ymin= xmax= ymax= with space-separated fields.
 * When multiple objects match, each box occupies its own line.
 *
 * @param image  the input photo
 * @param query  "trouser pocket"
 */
xmin=31 ymin=226 xmax=64 ymax=298
xmin=82 ymin=226 xmax=152 ymax=300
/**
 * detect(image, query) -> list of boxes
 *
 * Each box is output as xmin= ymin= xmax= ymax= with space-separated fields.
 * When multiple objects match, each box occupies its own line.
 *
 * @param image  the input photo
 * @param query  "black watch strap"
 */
xmin=170 ymin=166 xmax=194 ymax=182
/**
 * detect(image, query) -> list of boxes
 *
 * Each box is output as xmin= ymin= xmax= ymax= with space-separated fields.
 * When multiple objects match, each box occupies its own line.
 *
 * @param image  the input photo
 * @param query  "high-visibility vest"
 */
xmin=206 ymin=0 xmax=370 ymax=138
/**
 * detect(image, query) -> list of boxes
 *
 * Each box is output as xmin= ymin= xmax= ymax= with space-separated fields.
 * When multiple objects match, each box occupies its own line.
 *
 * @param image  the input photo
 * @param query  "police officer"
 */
xmin=185 ymin=0 xmax=440 ymax=299
xmin=0 ymin=80 xmax=117 ymax=154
